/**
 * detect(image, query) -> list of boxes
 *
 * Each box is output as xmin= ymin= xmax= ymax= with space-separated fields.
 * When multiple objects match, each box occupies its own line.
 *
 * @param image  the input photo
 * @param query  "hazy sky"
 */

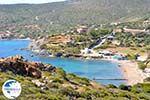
xmin=0 ymin=0 xmax=66 ymax=4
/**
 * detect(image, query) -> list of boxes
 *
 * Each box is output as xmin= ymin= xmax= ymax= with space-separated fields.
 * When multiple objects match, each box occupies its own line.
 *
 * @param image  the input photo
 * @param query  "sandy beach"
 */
xmin=73 ymin=55 xmax=146 ymax=85
xmin=116 ymin=60 xmax=145 ymax=85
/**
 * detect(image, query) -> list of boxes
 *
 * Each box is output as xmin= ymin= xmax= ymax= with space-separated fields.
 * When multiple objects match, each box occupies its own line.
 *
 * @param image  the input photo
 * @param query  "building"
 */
xmin=81 ymin=48 xmax=92 ymax=54
xmin=76 ymin=25 xmax=88 ymax=33
xmin=99 ymin=50 xmax=113 ymax=56
xmin=107 ymin=35 xmax=115 ymax=41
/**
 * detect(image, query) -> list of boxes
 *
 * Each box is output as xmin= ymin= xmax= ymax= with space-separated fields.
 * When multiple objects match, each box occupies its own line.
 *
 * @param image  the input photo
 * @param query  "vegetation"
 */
xmin=0 ymin=56 xmax=150 ymax=100
xmin=40 ymin=34 xmax=92 ymax=55
xmin=89 ymin=28 xmax=112 ymax=39
xmin=0 ymin=71 xmax=150 ymax=100
xmin=0 ymin=0 xmax=150 ymax=37
xmin=0 ymin=0 xmax=150 ymax=99
xmin=115 ymin=32 xmax=150 ymax=47
xmin=144 ymin=77 xmax=150 ymax=82
xmin=138 ymin=62 xmax=147 ymax=70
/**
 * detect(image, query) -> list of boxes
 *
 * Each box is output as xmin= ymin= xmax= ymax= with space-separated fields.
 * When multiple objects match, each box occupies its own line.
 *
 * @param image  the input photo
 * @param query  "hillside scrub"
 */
xmin=0 ymin=56 xmax=150 ymax=99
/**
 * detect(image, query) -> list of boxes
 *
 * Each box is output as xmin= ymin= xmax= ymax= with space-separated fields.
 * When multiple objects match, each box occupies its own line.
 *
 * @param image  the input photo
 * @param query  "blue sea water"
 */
xmin=0 ymin=40 xmax=126 ymax=86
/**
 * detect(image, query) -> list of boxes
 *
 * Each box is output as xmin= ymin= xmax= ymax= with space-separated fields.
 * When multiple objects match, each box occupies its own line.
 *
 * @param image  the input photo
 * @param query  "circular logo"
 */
xmin=2 ymin=80 xmax=22 ymax=99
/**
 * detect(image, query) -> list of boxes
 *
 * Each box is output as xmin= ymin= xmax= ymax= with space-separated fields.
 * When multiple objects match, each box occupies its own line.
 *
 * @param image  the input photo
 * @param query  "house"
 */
xmin=107 ymin=35 xmax=115 ymax=41
xmin=99 ymin=50 xmax=113 ymax=56
xmin=81 ymin=48 xmax=92 ymax=54
xmin=76 ymin=25 xmax=88 ymax=33
xmin=137 ymin=54 xmax=148 ymax=61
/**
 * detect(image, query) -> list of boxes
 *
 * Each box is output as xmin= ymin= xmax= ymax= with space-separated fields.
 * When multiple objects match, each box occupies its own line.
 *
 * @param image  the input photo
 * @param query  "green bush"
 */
xmin=119 ymin=84 xmax=130 ymax=91
xmin=127 ymin=54 xmax=138 ymax=60
xmin=55 ymin=68 xmax=66 ymax=78
xmin=138 ymin=62 xmax=147 ymax=70
xmin=76 ymin=77 xmax=90 ymax=86
xmin=107 ymin=84 xmax=117 ymax=88
xmin=131 ymin=83 xmax=150 ymax=93
xmin=60 ymin=87 xmax=80 ymax=98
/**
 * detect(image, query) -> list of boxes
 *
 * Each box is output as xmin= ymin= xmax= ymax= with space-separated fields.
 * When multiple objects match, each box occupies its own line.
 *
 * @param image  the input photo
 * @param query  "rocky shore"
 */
xmin=28 ymin=39 xmax=102 ymax=59
xmin=28 ymin=39 xmax=148 ymax=86
xmin=28 ymin=38 xmax=52 ymax=56
xmin=1 ymin=56 xmax=149 ymax=99
xmin=0 ymin=55 xmax=56 ymax=78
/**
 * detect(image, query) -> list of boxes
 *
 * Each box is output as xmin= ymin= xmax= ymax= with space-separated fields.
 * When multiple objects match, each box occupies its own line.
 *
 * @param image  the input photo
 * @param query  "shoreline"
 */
xmin=0 ymin=38 xmax=31 ymax=41
xmin=93 ymin=58 xmax=145 ymax=85
xmin=32 ymin=52 xmax=146 ymax=85
xmin=115 ymin=60 xmax=145 ymax=85
xmin=30 ymin=50 xmax=145 ymax=86
xmin=3 ymin=38 xmax=144 ymax=86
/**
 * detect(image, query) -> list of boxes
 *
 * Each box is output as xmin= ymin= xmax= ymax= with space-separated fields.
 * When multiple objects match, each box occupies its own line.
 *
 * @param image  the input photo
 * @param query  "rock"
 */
xmin=0 ymin=55 xmax=57 ymax=78
xmin=37 ymin=63 xmax=56 ymax=73
xmin=55 ymin=53 xmax=63 ymax=57
xmin=28 ymin=38 xmax=47 ymax=52
xmin=0 ymin=55 xmax=41 ymax=78
xmin=32 ymin=80 xmax=45 ymax=87
xmin=41 ymin=87 xmax=48 ymax=90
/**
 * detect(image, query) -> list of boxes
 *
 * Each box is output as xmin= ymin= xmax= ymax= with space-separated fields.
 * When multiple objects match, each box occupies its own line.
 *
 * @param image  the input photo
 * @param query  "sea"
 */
xmin=0 ymin=40 xmax=126 ymax=86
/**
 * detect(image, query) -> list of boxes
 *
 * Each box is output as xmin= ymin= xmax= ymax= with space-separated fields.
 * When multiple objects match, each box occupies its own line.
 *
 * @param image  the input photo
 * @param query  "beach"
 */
xmin=117 ymin=60 xmax=145 ymax=85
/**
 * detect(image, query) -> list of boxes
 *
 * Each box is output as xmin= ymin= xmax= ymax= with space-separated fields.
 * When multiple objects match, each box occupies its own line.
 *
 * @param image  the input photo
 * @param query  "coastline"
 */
xmin=30 ymin=49 xmax=146 ymax=86
xmin=115 ymin=60 xmax=145 ymax=85
xmin=3 ymin=38 xmax=144 ymax=86
xmin=0 ymin=38 xmax=31 ymax=41
xmin=31 ymin=51 xmax=146 ymax=86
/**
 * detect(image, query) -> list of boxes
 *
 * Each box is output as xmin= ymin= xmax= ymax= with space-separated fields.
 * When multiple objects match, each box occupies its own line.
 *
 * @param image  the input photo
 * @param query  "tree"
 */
xmin=138 ymin=62 xmax=147 ymax=70
xmin=89 ymin=28 xmax=112 ymax=39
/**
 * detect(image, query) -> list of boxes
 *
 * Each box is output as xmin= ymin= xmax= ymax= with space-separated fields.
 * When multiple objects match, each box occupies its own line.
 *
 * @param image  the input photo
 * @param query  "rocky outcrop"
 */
xmin=28 ymin=34 xmax=74 ymax=57
xmin=0 ymin=55 xmax=56 ymax=78
xmin=28 ymin=38 xmax=51 ymax=56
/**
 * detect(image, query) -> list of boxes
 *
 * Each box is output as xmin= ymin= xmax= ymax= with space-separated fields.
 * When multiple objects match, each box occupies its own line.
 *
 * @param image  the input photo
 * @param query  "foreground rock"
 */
xmin=0 ymin=56 xmax=150 ymax=100
xmin=0 ymin=55 xmax=56 ymax=78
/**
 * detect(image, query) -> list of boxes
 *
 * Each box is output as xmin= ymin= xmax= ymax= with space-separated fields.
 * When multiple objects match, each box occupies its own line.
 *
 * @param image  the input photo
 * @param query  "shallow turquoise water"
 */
xmin=0 ymin=40 xmax=126 ymax=86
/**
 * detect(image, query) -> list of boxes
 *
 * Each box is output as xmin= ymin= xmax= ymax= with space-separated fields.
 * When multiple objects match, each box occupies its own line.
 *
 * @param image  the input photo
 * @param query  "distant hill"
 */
xmin=0 ymin=0 xmax=150 ymax=36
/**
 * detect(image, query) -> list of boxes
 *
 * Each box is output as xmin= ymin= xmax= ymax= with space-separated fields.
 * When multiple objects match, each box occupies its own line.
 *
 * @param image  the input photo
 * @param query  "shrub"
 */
xmin=55 ymin=68 xmax=66 ymax=78
xmin=144 ymin=77 xmax=150 ymax=82
xmin=127 ymin=54 xmax=138 ymax=60
xmin=138 ymin=62 xmax=147 ymax=70
xmin=142 ymin=83 xmax=150 ymax=93
xmin=77 ymin=77 xmax=90 ymax=86
xmin=119 ymin=84 xmax=130 ymax=91
xmin=60 ymin=87 xmax=80 ymax=98
xmin=107 ymin=84 xmax=117 ymax=88
xmin=131 ymin=83 xmax=150 ymax=93
xmin=52 ymin=78 xmax=64 ymax=84
xmin=47 ymin=83 xmax=60 ymax=89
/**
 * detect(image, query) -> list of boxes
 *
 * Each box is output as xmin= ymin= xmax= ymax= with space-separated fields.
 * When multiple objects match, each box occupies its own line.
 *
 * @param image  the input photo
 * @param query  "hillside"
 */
xmin=0 ymin=55 xmax=150 ymax=99
xmin=0 ymin=0 xmax=150 ymax=37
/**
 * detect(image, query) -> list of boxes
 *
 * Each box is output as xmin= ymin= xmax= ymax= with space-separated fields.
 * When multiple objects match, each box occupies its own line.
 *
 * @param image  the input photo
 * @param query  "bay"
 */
xmin=0 ymin=40 xmax=126 ymax=86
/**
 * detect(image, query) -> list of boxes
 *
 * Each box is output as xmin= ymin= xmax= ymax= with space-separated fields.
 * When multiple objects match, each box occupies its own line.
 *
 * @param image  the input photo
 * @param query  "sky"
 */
xmin=0 ymin=0 xmax=66 ymax=4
